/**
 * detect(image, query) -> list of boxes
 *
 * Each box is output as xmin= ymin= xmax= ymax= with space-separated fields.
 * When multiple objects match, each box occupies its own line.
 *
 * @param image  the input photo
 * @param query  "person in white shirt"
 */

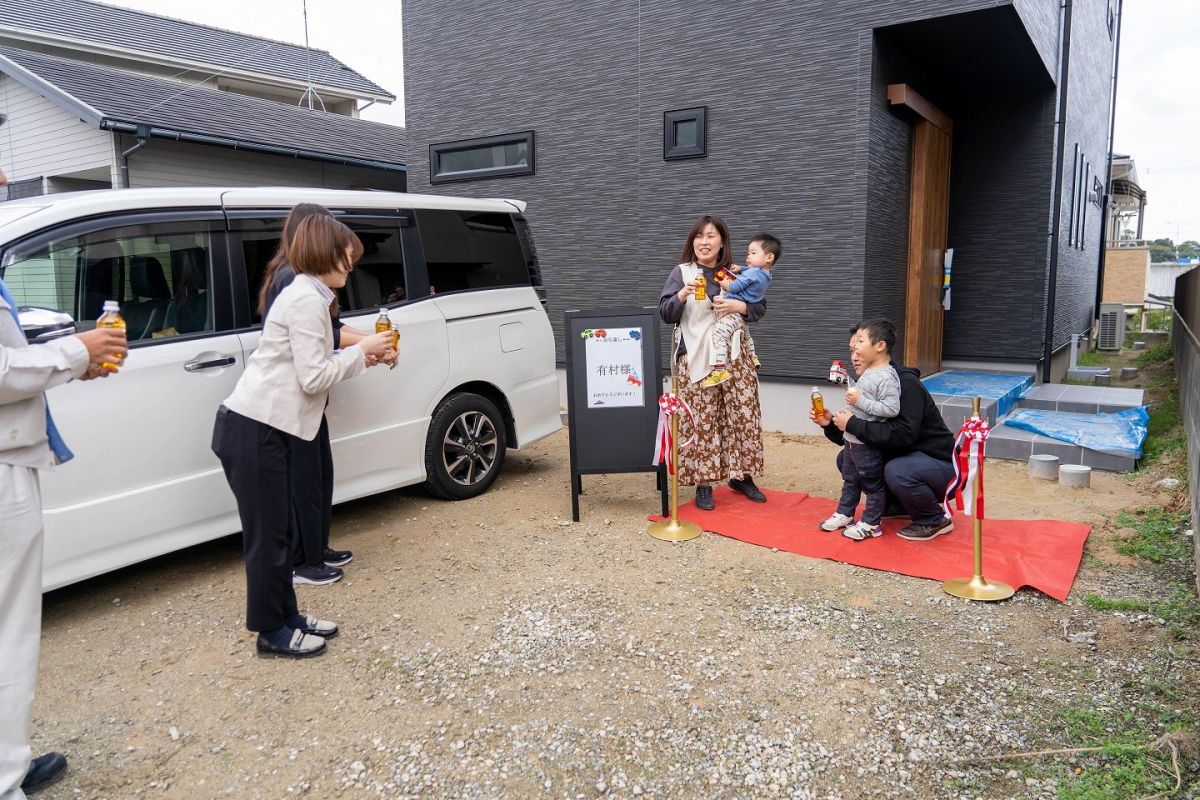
xmin=212 ymin=216 xmax=395 ymax=659
xmin=1 ymin=275 xmax=127 ymax=798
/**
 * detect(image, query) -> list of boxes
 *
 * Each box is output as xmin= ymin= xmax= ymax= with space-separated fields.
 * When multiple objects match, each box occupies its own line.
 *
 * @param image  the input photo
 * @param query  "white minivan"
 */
xmin=0 ymin=188 xmax=561 ymax=590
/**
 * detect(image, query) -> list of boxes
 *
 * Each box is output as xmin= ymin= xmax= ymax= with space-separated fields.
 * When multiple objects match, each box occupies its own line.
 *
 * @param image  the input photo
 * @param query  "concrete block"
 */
xmin=1120 ymin=367 xmax=1139 ymax=379
xmin=1132 ymin=341 xmax=1146 ymax=350
xmin=1059 ymin=464 xmax=1092 ymax=488
xmin=1029 ymin=454 xmax=1060 ymax=480
xmin=1092 ymin=374 xmax=1111 ymax=386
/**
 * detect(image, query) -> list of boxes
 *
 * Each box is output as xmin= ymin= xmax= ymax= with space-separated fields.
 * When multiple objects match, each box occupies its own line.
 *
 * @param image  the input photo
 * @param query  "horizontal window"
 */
xmin=430 ymin=131 xmax=534 ymax=184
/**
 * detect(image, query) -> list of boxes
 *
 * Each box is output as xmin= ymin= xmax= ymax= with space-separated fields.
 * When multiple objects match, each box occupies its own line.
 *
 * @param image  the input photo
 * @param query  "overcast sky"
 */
xmin=106 ymin=1 xmax=1196 ymax=242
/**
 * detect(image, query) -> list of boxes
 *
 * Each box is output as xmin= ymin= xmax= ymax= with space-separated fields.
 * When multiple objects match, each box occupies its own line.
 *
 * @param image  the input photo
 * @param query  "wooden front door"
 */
xmin=888 ymin=84 xmax=952 ymax=376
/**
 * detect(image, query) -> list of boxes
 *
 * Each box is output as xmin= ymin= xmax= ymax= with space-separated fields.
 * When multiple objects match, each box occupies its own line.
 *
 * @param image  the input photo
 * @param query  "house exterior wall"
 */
xmin=120 ymin=135 xmax=407 ymax=192
xmin=1047 ymin=0 xmax=1119 ymax=367
xmin=0 ymin=73 xmax=116 ymax=185
xmin=1101 ymin=247 xmax=1149 ymax=305
xmin=403 ymin=0 xmax=1112 ymax=379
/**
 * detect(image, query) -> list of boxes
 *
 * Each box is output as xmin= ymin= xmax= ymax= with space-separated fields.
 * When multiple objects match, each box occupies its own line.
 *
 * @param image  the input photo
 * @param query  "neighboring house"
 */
xmin=404 ymin=0 xmax=1122 ymax=384
xmin=0 ymin=0 xmax=404 ymax=198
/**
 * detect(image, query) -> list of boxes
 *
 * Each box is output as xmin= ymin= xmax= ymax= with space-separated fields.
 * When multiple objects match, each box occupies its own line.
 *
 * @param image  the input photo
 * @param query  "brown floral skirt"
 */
xmin=676 ymin=338 xmax=764 ymax=486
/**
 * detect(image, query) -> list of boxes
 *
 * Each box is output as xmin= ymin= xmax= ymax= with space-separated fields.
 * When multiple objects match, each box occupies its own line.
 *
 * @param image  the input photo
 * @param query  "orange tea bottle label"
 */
xmin=811 ymin=387 xmax=825 ymax=418
xmin=694 ymin=275 xmax=707 ymax=302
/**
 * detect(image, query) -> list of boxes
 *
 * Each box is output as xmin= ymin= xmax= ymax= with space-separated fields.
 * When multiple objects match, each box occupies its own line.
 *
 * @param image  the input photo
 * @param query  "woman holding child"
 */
xmin=658 ymin=215 xmax=769 ymax=511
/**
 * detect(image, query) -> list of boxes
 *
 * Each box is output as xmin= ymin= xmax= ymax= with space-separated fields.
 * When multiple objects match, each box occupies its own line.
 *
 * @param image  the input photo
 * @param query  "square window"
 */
xmin=430 ymin=131 xmax=535 ymax=184
xmin=664 ymin=107 xmax=707 ymax=160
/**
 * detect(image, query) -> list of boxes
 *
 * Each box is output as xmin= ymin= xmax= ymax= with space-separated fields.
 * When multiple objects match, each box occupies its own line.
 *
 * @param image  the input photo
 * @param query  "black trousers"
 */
xmin=212 ymin=406 xmax=299 ymax=632
xmin=288 ymin=414 xmax=333 ymax=568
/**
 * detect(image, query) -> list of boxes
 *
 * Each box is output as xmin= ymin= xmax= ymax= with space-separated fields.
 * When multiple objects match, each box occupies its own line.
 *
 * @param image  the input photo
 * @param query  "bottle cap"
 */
xmin=379 ymin=307 xmax=388 ymax=314
xmin=103 ymin=300 xmax=119 ymax=312
xmin=811 ymin=386 xmax=820 ymax=393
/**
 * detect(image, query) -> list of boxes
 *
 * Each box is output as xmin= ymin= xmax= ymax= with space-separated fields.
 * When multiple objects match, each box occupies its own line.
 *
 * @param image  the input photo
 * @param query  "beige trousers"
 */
xmin=0 ymin=464 xmax=42 ymax=800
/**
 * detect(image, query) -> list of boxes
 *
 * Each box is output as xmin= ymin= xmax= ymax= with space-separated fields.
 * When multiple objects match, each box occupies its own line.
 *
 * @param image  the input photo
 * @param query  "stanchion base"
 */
xmin=943 ymin=575 xmax=1015 ymax=602
xmin=647 ymin=519 xmax=703 ymax=542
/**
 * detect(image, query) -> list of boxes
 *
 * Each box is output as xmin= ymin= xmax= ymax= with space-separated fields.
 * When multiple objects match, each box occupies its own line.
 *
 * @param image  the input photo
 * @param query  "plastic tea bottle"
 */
xmin=96 ymin=300 xmax=125 ymax=370
xmin=810 ymin=387 xmax=825 ymax=418
xmin=694 ymin=274 xmax=707 ymax=302
xmin=389 ymin=322 xmax=400 ymax=351
xmin=375 ymin=307 xmax=391 ymax=335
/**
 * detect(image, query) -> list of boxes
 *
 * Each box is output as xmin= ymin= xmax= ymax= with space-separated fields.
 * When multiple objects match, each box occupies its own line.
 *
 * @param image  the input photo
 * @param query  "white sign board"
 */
xmin=583 ymin=326 xmax=645 ymax=409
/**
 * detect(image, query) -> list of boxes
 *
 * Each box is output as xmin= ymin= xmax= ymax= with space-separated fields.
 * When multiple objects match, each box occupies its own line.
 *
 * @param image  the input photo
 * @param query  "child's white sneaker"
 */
xmin=843 ymin=521 xmax=883 ymax=541
xmin=819 ymin=512 xmax=854 ymax=531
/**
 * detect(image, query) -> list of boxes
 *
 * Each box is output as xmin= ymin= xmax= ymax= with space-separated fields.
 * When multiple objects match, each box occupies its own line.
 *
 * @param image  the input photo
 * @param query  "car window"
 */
xmin=237 ymin=216 xmax=405 ymax=322
xmin=341 ymin=218 xmax=405 ymax=311
xmin=416 ymin=210 xmax=529 ymax=294
xmin=2 ymin=221 xmax=217 ymax=343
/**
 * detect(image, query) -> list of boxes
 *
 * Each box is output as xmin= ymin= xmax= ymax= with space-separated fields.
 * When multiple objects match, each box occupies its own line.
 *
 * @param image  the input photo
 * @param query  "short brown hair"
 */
xmin=289 ymin=216 xmax=363 ymax=277
xmin=678 ymin=215 xmax=733 ymax=272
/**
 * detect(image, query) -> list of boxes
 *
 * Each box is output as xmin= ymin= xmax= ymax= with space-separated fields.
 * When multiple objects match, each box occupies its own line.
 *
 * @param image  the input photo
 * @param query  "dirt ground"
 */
xmin=31 ymin=414 xmax=1199 ymax=798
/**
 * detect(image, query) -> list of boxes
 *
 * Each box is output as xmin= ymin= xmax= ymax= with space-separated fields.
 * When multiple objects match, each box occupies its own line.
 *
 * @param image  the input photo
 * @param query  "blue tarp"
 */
xmin=1003 ymin=407 xmax=1150 ymax=457
xmin=922 ymin=371 xmax=1033 ymax=418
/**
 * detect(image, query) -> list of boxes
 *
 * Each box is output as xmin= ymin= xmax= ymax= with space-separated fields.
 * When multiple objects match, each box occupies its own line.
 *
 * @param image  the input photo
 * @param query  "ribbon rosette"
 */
xmin=652 ymin=392 xmax=697 ymax=475
xmin=943 ymin=416 xmax=990 ymax=519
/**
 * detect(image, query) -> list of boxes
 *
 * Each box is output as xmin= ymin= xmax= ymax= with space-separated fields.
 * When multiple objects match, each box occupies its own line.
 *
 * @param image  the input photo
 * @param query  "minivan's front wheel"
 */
xmin=422 ymin=393 xmax=507 ymax=500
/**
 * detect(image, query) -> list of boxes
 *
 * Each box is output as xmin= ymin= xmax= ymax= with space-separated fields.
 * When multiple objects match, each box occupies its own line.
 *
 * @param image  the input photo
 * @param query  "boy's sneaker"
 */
xmin=293 ymin=564 xmax=343 ymax=586
xmin=842 ymin=521 xmax=883 ymax=541
xmin=819 ymin=512 xmax=854 ymax=531
xmin=897 ymin=517 xmax=954 ymax=541
xmin=323 ymin=547 xmax=353 ymax=567
xmin=701 ymin=368 xmax=732 ymax=388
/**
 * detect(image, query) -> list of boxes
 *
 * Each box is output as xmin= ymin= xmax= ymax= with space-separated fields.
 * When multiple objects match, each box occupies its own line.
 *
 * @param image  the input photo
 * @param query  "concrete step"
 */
xmin=932 ymin=394 xmax=1000 ymax=428
xmin=1017 ymin=383 xmax=1144 ymax=415
xmin=985 ymin=413 xmax=1138 ymax=473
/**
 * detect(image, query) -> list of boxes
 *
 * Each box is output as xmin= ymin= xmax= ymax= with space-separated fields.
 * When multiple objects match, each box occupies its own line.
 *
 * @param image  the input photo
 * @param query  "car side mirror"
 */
xmin=18 ymin=306 xmax=77 ymax=343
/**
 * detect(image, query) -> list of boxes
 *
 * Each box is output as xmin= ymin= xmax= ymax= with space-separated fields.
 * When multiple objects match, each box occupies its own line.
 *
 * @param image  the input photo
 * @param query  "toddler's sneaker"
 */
xmin=819 ymin=512 xmax=854 ymax=531
xmin=702 ymin=368 xmax=732 ymax=388
xmin=753 ymin=355 xmax=762 ymax=371
xmin=842 ymin=521 xmax=883 ymax=541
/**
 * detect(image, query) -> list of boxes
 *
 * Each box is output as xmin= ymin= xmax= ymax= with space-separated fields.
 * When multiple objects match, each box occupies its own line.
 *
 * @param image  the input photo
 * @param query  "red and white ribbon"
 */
xmin=944 ymin=416 xmax=989 ymax=519
xmin=652 ymin=392 xmax=697 ymax=475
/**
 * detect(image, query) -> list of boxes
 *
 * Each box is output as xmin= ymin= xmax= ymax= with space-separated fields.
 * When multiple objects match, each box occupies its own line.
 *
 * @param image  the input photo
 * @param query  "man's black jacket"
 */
xmin=821 ymin=365 xmax=954 ymax=463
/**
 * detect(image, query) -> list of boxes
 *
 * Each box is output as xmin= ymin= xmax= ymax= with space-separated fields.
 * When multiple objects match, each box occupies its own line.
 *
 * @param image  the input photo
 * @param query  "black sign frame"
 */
xmin=564 ymin=308 xmax=667 ymax=521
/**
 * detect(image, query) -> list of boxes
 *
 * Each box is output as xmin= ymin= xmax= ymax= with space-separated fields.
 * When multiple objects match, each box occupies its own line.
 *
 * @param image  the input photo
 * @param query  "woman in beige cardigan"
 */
xmin=212 ymin=216 xmax=395 ymax=659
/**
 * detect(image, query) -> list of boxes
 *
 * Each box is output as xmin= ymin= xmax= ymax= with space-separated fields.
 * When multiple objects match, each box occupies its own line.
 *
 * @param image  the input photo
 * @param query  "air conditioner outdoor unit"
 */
xmin=1098 ymin=303 xmax=1126 ymax=351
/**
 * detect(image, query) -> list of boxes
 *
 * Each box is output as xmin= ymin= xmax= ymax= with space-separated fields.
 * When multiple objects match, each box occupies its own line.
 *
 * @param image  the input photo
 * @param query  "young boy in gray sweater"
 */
xmin=819 ymin=318 xmax=901 ymax=540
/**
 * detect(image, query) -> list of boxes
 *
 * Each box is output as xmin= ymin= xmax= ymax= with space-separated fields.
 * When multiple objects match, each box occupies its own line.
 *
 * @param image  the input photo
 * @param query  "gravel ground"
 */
xmin=31 ymin=430 xmax=1199 ymax=799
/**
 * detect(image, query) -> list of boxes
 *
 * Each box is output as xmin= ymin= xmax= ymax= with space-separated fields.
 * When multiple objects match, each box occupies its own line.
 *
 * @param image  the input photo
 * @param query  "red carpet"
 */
xmin=651 ymin=486 xmax=1090 ymax=601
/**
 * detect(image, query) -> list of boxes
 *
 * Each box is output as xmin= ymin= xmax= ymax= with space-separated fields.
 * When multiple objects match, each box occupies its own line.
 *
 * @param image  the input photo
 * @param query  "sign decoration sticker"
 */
xmin=585 ymin=328 xmax=645 ymax=409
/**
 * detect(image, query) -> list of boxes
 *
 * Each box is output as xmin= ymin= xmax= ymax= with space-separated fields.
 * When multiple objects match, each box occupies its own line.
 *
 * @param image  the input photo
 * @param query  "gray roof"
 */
xmin=0 ymin=0 xmax=393 ymax=100
xmin=0 ymin=46 xmax=405 ymax=171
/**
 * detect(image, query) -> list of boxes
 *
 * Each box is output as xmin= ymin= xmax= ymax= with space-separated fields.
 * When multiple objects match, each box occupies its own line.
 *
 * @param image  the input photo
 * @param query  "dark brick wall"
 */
xmin=1049 ymin=0 xmax=1119 ymax=357
xmin=403 ymin=0 xmax=1110 ymax=378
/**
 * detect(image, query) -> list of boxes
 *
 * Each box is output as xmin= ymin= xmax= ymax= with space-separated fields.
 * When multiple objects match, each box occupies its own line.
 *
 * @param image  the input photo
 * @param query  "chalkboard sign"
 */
xmin=564 ymin=308 xmax=667 ymax=521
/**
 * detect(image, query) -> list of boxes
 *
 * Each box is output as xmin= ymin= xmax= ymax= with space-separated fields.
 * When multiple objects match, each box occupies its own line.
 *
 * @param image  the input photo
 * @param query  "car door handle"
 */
xmin=184 ymin=355 xmax=236 ymax=372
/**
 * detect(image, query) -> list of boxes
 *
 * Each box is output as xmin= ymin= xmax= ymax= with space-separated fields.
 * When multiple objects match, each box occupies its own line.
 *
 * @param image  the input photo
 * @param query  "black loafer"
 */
xmin=695 ymin=484 xmax=715 ymax=511
xmin=22 ymin=752 xmax=67 ymax=795
xmin=729 ymin=476 xmax=767 ymax=503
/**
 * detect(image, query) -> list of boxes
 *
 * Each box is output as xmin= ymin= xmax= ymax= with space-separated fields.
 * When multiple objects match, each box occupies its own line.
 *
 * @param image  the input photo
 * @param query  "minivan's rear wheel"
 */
xmin=422 ymin=392 xmax=507 ymax=500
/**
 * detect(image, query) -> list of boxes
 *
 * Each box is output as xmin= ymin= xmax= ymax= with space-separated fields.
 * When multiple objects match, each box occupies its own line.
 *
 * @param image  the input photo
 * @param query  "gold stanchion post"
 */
xmin=648 ymin=330 xmax=702 ymax=542
xmin=942 ymin=396 xmax=1014 ymax=601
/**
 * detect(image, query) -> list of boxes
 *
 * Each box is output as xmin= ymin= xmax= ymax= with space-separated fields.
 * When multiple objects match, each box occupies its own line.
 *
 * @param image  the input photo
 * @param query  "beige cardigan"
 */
xmin=223 ymin=275 xmax=365 ymax=440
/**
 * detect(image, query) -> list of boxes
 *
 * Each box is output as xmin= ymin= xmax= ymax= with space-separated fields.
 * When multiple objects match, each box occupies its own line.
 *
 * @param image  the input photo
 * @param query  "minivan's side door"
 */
xmin=226 ymin=211 xmax=449 ymax=502
xmin=1 ymin=213 xmax=246 ymax=589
